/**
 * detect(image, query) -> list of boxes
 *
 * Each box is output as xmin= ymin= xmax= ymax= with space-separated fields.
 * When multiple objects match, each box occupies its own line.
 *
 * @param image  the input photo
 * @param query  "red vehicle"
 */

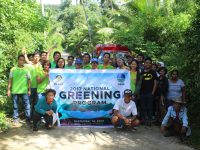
xmin=95 ymin=44 xmax=129 ymax=63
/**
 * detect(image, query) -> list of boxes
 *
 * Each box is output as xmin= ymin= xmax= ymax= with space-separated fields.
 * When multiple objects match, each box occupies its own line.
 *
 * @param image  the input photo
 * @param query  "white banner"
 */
xmin=49 ymin=69 xmax=130 ymax=126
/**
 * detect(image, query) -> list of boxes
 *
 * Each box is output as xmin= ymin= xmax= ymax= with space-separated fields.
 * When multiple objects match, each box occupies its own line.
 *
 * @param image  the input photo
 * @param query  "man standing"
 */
xmin=112 ymin=89 xmax=140 ymax=128
xmin=22 ymin=49 xmax=43 ymax=118
xmin=51 ymin=51 xmax=61 ymax=69
xmin=7 ymin=55 xmax=31 ymax=125
xmin=75 ymin=58 xmax=83 ymax=69
xmin=140 ymin=57 xmax=158 ymax=126
xmin=136 ymin=54 xmax=145 ymax=73
xmin=82 ymin=53 xmax=92 ymax=69
xmin=91 ymin=58 xmax=99 ymax=69
xmin=65 ymin=55 xmax=75 ymax=69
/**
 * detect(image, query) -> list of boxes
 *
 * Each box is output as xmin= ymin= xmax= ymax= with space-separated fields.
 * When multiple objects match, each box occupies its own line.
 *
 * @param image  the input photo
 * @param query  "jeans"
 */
xmin=140 ymin=93 xmax=154 ymax=121
xmin=30 ymin=88 xmax=38 ymax=119
xmin=12 ymin=94 xmax=30 ymax=121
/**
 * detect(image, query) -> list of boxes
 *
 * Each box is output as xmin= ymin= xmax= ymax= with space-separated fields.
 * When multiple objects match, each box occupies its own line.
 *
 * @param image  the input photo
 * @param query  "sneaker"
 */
xmin=33 ymin=127 xmax=38 ymax=131
xmin=13 ymin=119 xmax=20 ymax=126
xmin=13 ymin=118 xmax=18 ymax=123
xmin=26 ymin=121 xmax=32 ymax=128
xmin=41 ymin=117 xmax=46 ymax=124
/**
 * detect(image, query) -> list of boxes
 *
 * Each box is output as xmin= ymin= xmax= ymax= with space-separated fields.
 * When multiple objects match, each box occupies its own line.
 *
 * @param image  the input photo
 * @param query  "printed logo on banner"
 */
xmin=117 ymin=73 xmax=126 ymax=85
xmin=54 ymin=74 xmax=64 ymax=85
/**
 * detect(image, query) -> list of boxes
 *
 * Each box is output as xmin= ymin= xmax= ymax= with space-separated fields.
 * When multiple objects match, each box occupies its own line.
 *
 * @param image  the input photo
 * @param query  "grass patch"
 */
xmin=0 ymin=112 xmax=9 ymax=132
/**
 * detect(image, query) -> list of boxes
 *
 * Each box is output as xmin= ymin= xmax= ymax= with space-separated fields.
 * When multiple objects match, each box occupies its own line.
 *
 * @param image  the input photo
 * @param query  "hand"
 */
xmin=161 ymin=125 xmax=165 ymax=133
xmin=44 ymin=72 xmax=49 ymax=77
xmin=22 ymin=47 xmax=27 ymax=54
xmin=49 ymin=110 xmax=53 ymax=115
xmin=46 ymin=110 xmax=53 ymax=116
xmin=181 ymin=127 xmax=187 ymax=134
xmin=28 ymin=90 xmax=31 ymax=96
xmin=52 ymin=44 xmax=57 ymax=49
xmin=7 ymin=90 xmax=11 ymax=97
xmin=46 ymin=111 xmax=51 ymax=116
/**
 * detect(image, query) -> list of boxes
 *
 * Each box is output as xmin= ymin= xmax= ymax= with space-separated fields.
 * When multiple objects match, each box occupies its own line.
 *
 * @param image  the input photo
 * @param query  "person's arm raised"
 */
xmin=46 ymin=44 xmax=57 ymax=60
xmin=22 ymin=47 xmax=32 ymax=64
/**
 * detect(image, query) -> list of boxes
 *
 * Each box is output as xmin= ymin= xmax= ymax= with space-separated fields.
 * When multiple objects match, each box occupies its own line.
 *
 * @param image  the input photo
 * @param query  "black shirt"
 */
xmin=140 ymin=70 xmax=158 ymax=94
xmin=157 ymin=76 xmax=169 ymax=97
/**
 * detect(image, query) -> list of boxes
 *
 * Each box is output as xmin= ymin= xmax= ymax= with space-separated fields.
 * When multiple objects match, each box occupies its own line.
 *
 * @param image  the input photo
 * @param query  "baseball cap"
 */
xmin=124 ymin=89 xmax=132 ymax=95
xmin=91 ymin=58 xmax=98 ymax=63
xmin=75 ymin=58 xmax=83 ymax=64
xmin=158 ymin=61 xmax=165 ymax=67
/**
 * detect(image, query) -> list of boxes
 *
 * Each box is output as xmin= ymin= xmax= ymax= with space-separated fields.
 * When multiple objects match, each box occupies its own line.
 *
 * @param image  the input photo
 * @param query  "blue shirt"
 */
xmin=35 ymin=97 xmax=57 ymax=115
xmin=162 ymin=106 xmax=188 ymax=127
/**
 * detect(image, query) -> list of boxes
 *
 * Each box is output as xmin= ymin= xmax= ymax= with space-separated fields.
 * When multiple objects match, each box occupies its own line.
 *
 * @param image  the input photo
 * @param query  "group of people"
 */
xmin=7 ymin=47 xmax=190 ymax=139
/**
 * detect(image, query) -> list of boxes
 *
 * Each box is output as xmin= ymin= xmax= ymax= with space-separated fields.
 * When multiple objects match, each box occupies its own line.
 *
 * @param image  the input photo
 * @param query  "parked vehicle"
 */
xmin=95 ymin=44 xmax=129 ymax=63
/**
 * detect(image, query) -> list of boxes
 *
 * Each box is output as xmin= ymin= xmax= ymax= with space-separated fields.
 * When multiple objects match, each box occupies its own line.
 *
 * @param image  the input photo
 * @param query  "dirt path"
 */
xmin=0 ymin=124 xmax=193 ymax=150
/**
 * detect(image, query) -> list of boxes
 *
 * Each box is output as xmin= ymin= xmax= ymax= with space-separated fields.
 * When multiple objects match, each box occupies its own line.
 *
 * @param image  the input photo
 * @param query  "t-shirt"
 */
xmin=167 ymin=79 xmax=185 ymax=100
xmin=51 ymin=61 xmax=57 ymax=69
xmin=98 ymin=64 xmax=114 ymax=69
xmin=65 ymin=65 xmax=75 ymax=69
xmin=9 ymin=66 xmax=30 ymax=94
xmin=113 ymin=99 xmax=137 ymax=117
xmin=83 ymin=64 xmax=92 ymax=69
xmin=37 ymin=70 xmax=49 ymax=93
xmin=25 ymin=63 xmax=42 ymax=88
xmin=130 ymin=71 xmax=137 ymax=92
xmin=140 ymin=70 xmax=158 ymax=94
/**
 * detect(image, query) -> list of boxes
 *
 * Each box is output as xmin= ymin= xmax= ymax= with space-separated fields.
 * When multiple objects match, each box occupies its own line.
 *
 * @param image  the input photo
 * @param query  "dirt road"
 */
xmin=0 ymin=124 xmax=193 ymax=150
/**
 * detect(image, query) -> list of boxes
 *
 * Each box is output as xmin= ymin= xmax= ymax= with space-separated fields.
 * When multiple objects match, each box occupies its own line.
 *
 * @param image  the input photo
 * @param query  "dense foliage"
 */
xmin=0 ymin=0 xmax=48 ymax=130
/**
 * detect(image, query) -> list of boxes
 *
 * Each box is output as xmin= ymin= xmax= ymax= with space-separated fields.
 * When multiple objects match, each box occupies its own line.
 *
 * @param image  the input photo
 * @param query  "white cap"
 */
xmin=158 ymin=61 xmax=165 ymax=67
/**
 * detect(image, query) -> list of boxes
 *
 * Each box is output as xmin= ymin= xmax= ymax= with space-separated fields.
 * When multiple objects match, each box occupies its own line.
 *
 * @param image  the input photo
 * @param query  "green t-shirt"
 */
xmin=37 ymin=70 xmax=49 ymax=93
xmin=25 ymin=63 xmax=42 ymax=88
xmin=83 ymin=64 xmax=92 ymax=69
xmin=65 ymin=65 xmax=75 ymax=69
xmin=9 ymin=66 xmax=30 ymax=94
xmin=51 ymin=61 xmax=57 ymax=69
xmin=98 ymin=64 xmax=114 ymax=69
xmin=130 ymin=71 xmax=137 ymax=93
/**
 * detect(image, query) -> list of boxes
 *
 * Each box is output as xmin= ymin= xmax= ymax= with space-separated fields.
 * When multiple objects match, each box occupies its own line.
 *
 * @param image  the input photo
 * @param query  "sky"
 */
xmin=37 ymin=0 xmax=76 ymax=5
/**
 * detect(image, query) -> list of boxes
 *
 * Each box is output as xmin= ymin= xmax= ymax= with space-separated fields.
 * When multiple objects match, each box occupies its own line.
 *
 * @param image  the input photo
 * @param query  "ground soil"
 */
xmin=0 ymin=121 xmax=194 ymax=150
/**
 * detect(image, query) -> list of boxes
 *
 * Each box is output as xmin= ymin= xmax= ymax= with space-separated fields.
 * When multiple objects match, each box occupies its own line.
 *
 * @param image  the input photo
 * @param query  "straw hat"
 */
xmin=172 ymin=97 xmax=186 ymax=104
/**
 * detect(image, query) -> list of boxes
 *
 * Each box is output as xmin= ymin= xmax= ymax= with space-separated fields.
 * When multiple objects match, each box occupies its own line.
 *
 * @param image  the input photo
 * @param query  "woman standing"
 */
xmin=167 ymin=70 xmax=186 ymax=106
xmin=116 ymin=58 xmax=129 ymax=70
xmin=56 ymin=58 xmax=65 ymax=69
xmin=130 ymin=59 xmax=140 ymax=96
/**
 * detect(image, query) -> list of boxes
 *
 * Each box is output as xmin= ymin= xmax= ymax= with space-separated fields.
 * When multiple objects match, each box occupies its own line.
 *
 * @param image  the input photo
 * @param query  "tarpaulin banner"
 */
xmin=49 ymin=69 xmax=130 ymax=126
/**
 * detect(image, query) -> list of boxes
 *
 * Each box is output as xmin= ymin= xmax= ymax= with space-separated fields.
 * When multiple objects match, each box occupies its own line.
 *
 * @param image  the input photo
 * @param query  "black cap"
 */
xmin=124 ymin=89 xmax=132 ymax=95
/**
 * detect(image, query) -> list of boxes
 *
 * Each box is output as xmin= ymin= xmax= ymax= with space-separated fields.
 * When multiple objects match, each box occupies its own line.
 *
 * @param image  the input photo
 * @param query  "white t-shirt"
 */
xmin=113 ymin=99 xmax=137 ymax=117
